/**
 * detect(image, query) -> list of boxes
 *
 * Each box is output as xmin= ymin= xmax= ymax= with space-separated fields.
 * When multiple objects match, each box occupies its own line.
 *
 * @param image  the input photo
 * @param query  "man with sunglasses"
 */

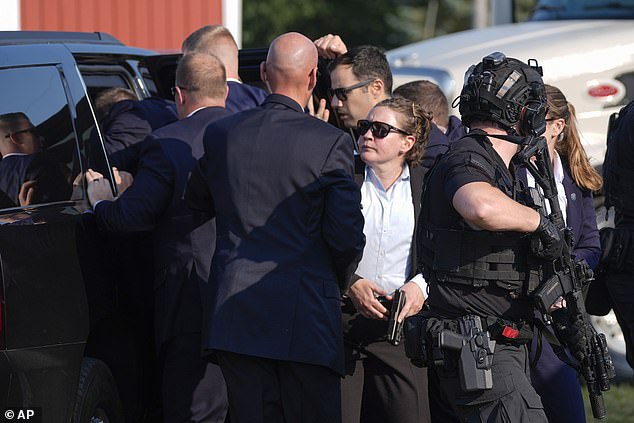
xmin=324 ymin=43 xmax=392 ymax=131
xmin=0 ymin=112 xmax=70 ymax=206
xmin=315 ymin=37 xmax=433 ymax=422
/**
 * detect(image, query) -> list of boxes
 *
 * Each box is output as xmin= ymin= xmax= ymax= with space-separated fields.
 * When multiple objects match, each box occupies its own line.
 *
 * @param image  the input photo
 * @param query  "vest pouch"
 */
xmin=433 ymin=229 xmax=463 ymax=272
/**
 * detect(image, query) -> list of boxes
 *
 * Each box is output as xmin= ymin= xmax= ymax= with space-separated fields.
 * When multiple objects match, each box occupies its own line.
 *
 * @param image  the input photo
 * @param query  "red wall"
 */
xmin=20 ymin=0 xmax=222 ymax=52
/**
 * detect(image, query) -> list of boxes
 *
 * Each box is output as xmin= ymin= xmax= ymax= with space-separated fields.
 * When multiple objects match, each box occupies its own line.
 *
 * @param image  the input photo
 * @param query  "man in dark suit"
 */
xmin=185 ymin=32 xmax=365 ymax=423
xmin=87 ymin=88 xmax=179 ymax=423
xmin=182 ymin=24 xmax=268 ymax=113
xmin=0 ymin=112 xmax=71 ymax=206
xmin=86 ymin=52 xmax=232 ymax=423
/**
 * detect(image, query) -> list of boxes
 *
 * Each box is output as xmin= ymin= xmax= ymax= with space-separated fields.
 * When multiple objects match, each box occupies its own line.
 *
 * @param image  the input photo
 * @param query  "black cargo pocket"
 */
xmin=518 ymin=388 xmax=543 ymax=410
xmin=498 ymin=381 xmax=545 ymax=423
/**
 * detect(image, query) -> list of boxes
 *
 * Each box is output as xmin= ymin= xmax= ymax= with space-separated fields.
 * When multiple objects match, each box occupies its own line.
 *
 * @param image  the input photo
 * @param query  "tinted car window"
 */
xmin=0 ymin=66 xmax=75 ymax=209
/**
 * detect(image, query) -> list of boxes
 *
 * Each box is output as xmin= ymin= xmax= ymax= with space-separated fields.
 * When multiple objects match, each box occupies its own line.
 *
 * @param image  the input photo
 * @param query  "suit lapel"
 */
xmin=409 ymin=164 xmax=424 ymax=279
xmin=353 ymin=155 xmax=365 ymax=187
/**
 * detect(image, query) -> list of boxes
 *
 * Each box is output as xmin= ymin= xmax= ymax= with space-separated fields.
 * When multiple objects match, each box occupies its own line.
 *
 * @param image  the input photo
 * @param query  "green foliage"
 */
xmin=515 ymin=0 xmax=539 ymax=21
xmin=242 ymin=0 xmax=471 ymax=49
xmin=241 ymin=0 xmax=536 ymax=49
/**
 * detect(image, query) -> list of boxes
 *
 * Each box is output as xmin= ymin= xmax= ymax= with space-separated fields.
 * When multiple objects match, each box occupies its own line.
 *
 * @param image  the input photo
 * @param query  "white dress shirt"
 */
xmin=355 ymin=164 xmax=427 ymax=295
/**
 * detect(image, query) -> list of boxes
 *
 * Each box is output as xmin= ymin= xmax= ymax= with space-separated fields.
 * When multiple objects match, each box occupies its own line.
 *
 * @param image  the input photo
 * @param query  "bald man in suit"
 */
xmin=186 ymin=32 xmax=365 ymax=423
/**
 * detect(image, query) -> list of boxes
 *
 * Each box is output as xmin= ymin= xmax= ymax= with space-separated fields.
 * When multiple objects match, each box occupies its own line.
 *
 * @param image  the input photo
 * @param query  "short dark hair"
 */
xmin=328 ymin=45 xmax=392 ymax=95
xmin=0 ymin=111 xmax=30 ymax=128
xmin=373 ymin=97 xmax=432 ymax=167
xmin=176 ymin=53 xmax=227 ymax=100
xmin=394 ymin=80 xmax=448 ymax=128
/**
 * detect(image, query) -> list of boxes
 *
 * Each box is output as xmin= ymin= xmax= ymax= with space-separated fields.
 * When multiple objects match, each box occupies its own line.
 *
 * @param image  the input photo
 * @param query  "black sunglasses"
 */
xmin=171 ymin=86 xmax=191 ymax=97
xmin=328 ymin=79 xmax=373 ymax=102
xmin=357 ymin=120 xmax=411 ymax=139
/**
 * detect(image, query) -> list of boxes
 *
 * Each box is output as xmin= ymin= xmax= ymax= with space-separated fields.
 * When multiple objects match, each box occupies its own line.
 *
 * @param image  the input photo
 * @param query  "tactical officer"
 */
xmin=408 ymin=52 xmax=560 ymax=422
xmin=602 ymin=99 xmax=634 ymax=369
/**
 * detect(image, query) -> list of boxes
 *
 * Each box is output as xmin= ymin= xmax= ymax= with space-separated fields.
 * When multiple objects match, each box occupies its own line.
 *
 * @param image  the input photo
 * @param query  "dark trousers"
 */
xmin=529 ymin=322 xmax=586 ymax=423
xmin=160 ymin=333 xmax=229 ymax=423
xmin=341 ymin=309 xmax=430 ymax=423
xmin=436 ymin=343 xmax=547 ymax=423
xmin=216 ymin=350 xmax=341 ymax=423
xmin=606 ymin=271 xmax=634 ymax=368
xmin=427 ymin=367 xmax=461 ymax=423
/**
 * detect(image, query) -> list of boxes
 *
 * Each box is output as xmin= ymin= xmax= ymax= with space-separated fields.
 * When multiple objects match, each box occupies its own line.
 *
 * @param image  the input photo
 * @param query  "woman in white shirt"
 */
xmin=341 ymin=96 xmax=433 ymax=423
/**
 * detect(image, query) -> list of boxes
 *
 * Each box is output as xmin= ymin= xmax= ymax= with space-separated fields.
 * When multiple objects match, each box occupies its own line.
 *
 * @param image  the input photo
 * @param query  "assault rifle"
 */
xmin=509 ymin=133 xmax=616 ymax=420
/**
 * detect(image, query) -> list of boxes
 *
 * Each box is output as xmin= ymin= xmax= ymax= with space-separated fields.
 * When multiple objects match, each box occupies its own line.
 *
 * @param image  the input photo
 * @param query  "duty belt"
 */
xmin=404 ymin=314 xmax=533 ymax=391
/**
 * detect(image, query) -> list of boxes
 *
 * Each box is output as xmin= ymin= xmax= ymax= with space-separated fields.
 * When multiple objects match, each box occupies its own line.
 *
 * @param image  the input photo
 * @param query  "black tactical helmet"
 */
xmin=457 ymin=52 xmax=547 ymax=136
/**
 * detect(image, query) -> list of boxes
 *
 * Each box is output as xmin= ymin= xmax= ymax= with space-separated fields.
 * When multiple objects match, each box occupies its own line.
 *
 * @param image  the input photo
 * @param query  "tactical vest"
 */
xmin=417 ymin=132 xmax=542 ymax=298
xmin=604 ymin=100 xmax=634 ymax=216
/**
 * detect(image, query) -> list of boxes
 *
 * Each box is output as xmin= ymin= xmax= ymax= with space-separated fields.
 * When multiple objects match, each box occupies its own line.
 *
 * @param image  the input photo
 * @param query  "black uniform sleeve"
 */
xmin=441 ymin=148 xmax=497 ymax=202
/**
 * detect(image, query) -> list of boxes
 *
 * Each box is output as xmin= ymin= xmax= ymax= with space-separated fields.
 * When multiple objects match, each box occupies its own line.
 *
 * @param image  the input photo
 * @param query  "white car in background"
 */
xmin=387 ymin=7 xmax=634 ymax=169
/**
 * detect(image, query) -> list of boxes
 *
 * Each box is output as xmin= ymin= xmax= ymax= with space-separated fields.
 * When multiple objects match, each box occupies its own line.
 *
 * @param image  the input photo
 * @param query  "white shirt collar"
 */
xmin=186 ymin=107 xmax=208 ymax=118
xmin=1 ymin=152 xmax=28 ymax=158
xmin=551 ymin=150 xmax=565 ymax=185
xmin=364 ymin=163 xmax=410 ymax=191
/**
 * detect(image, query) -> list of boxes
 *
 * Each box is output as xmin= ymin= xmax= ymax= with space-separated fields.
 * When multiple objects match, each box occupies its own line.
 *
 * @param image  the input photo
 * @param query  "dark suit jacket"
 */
xmin=0 ymin=152 xmax=71 ymax=206
xmin=91 ymin=97 xmax=178 ymax=174
xmin=226 ymin=81 xmax=268 ymax=113
xmin=93 ymin=106 xmax=232 ymax=345
xmin=185 ymin=94 xmax=365 ymax=374
xmin=561 ymin=160 xmax=601 ymax=269
xmin=353 ymin=156 xmax=424 ymax=282
xmin=101 ymin=97 xmax=178 ymax=156
xmin=420 ymin=116 xmax=466 ymax=177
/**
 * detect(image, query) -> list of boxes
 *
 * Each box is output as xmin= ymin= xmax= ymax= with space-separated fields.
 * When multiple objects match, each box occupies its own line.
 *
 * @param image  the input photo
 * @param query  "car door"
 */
xmin=0 ymin=43 xmax=115 ymax=422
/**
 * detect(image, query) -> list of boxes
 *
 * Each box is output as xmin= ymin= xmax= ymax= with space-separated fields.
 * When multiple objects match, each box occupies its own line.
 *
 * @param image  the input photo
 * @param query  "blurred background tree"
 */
xmin=242 ymin=0 xmax=537 ymax=50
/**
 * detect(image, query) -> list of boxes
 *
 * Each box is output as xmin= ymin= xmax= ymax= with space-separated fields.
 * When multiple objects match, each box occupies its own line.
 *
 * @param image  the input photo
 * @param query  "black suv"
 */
xmin=0 ymin=31 xmax=266 ymax=423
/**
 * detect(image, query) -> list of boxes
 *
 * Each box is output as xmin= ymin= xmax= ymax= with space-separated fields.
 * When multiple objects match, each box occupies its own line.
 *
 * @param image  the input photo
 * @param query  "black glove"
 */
xmin=533 ymin=214 xmax=563 ymax=260
xmin=552 ymin=307 xmax=588 ymax=363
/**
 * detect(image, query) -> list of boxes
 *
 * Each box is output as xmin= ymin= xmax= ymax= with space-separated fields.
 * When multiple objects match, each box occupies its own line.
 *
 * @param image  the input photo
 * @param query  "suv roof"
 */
xmin=0 ymin=31 xmax=124 ymax=46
